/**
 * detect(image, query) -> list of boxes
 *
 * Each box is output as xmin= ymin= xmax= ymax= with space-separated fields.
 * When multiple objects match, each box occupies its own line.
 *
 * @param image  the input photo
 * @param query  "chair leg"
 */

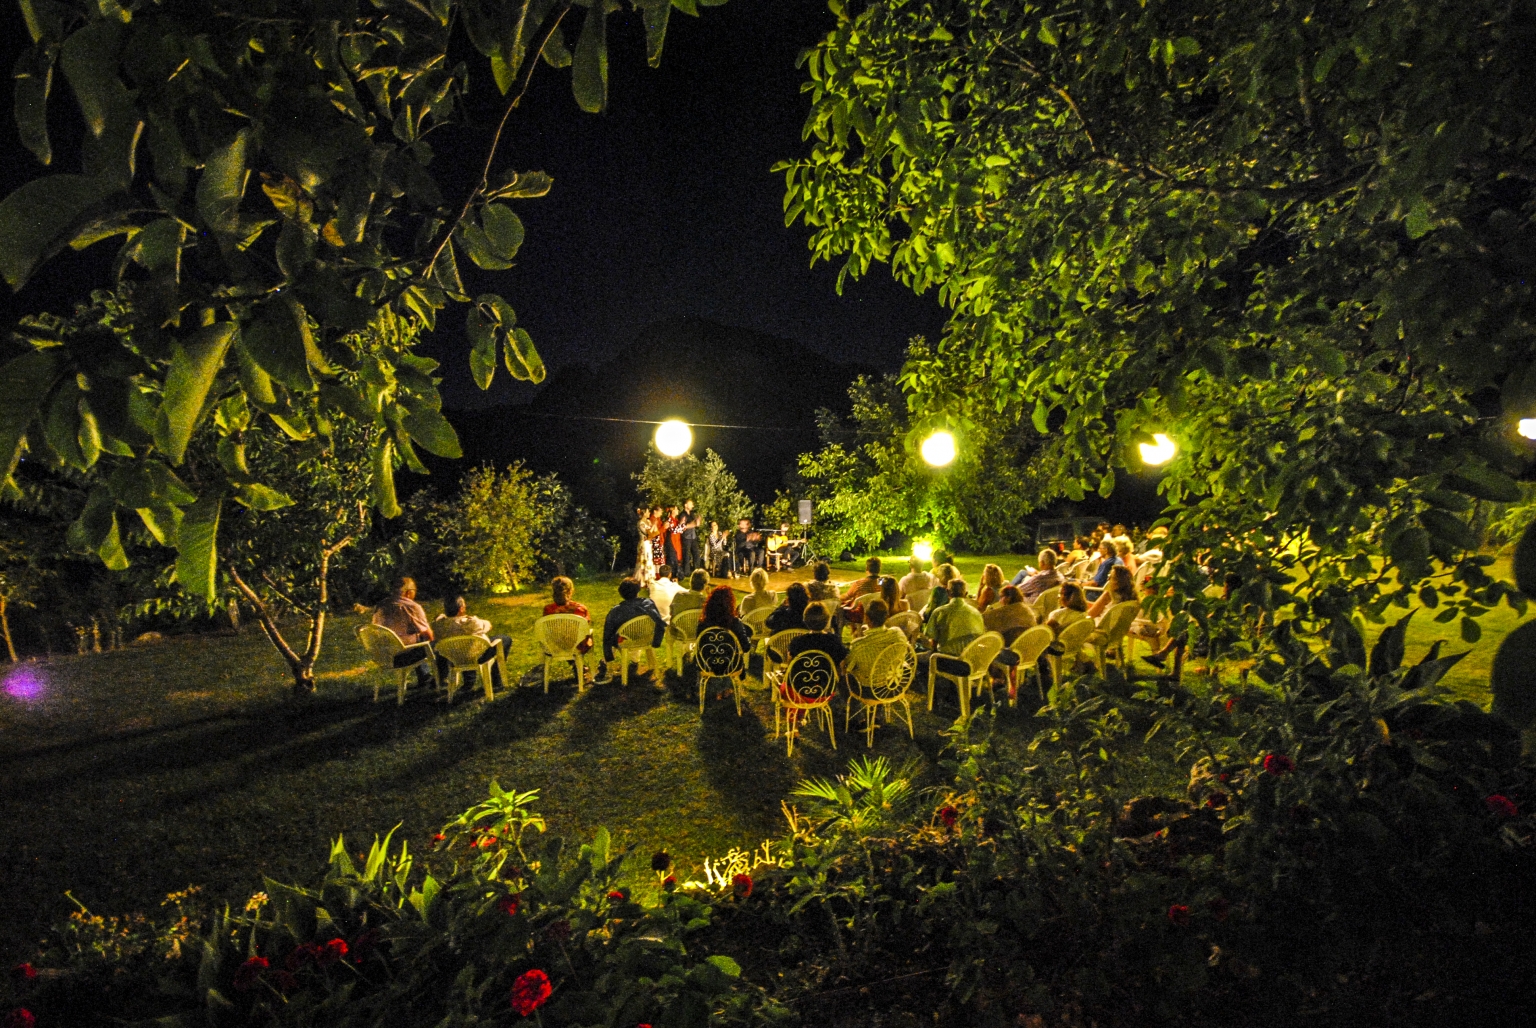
xmin=699 ymin=674 xmax=706 ymax=714
xmin=825 ymin=705 xmax=836 ymax=750
xmin=543 ymin=657 xmax=551 ymax=694
xmin=621 ymin=654 xmax=630 ymax=687
xmin=902 ymin=698 xmax=914 ymax=739
xmin=574 ymin=654 xmax=585 ymax=692
xmin=396 ymin=669 xmax=408 ymax=705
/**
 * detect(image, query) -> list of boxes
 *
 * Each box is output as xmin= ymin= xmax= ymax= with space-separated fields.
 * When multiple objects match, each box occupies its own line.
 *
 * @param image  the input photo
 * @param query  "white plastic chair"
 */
xmin=905 ymin=588 xmax=931 ymax=614
xmin=741 ymin=606 xmax=772 ymax=651
xmin=357 ymin=624 xmax=437 ymax=705
xmin=1051 ymin=618 xmax=1097 ymax=686
xmin=534 ymin=613 xmax=592 ymax=692
xmin=668 ymin=608 xmax=703 ymax=674
xmin=763 ymin=628 xmax=807 ymax=683
xmin=887 ymin=610 xmax=922 ymax=641
xmin=1086 ymin=601 xmax=1141 ymax=671
xmin=1034 ymin=587 xmax=1061 ymax=619
xmin=1008 ymin=625 xmax=1056 ymax=705
xmin=435 ymin=635 xmax=505 ymax=704
xmin=846 ymin=639 xmax=915 ymax=747
xmin=616 ymin=614 xmax=660 ymax=686
xmin=928 ymin=631 xmax=1004 ymax=719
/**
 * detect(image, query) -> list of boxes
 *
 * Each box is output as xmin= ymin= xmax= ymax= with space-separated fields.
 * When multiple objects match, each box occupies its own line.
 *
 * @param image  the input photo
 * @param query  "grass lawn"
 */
xmin=1 ymin=555 xmax=1518 ymax=963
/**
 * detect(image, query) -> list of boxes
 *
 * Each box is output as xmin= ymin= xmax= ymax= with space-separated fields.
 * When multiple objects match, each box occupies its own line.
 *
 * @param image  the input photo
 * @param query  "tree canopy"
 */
xmin=781 ymin=0 xmax=1536 ymax=631
xmin=0 ymin=0 xmax=723 ymax=599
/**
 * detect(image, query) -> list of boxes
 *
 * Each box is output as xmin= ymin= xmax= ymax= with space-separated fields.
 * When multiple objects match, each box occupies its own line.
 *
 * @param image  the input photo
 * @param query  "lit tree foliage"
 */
xmin=781 ymin=0 xmax=1535 ymax=635
xmin=634 ymin=448 xmax=755 ymax=531
xmin=0 ymin=0 xmax=723 ymax=600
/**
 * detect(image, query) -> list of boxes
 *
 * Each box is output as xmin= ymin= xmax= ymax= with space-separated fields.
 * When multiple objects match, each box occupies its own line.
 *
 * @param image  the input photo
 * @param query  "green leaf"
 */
xmin=177 ymin=496 xmax=221 ymax=600
xmin=1404 ymin=199 xmax=1432 ymax=239
xmin=467 ymin=306 xmax=497 ymax=390
xmin=1419 ymin=509 xmax=1476 ymax=552
xmin=131 ymin=217 xmax=185 ymax=276
xmin=0 ymin=351 xmax=61 ymax=483
xmin=243 ymin=300 xmax=312 ymax=392
xmin=479 ymin=203 xmax=525 ymax=262
xmin=1031 ymin=398 xmax=1049 ymax=434
xmin=197 ymin=130 xmax=249 ymax=235
xmin=639 ymin=0 xmax=671 ymax=67
xmin=13 ymin=44 xmax=54 ymax=166
xmin=1097 ymin=468 xmax=1115 ymax=498
xmin=1367 ymin=611 xmax=1412 ymax=677
xmin=485 ymin=169 xmax=553 ymax=201
xmin=1443 ymin=465 xmax=1521 ymax=503
xmin=59 ymin=19 xmax=139 ymax=185
xmin=108 ymin=461 xmax=197 ymax=509
xmin=155 ymin=323 xmax=236 ymax=464
xmin=1037 ymin=17 xmax=1059 ymax=45
xmin=1459 ymin=615 xmax=1482 ymax=644
xmin=1490 ymin=621 xmax=1536 ymax=729
xmin=572 ymin=0 xmax=613 ymax=114
xmin=506 ymin=327 xmax=545 ymax=384
xmin=42 ymin=380 xmax=86 ymax=468
xmin=456 ymin=220 xmax=514 ymax=271
xmin=0 ymin=174 xmax=119 ymax=289
xmin=400 ymin=406 xmax=461 ymax=459
xmin=234 ymin=483 xmax=296 ymax=511
xmin=371 ymin=435 xmax=401 ymax=518
xmin=705 ymin=954 xmax=741 ymax=977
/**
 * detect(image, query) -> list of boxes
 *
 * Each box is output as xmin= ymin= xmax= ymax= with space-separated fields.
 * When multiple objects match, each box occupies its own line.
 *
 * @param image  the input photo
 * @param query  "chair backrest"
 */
xmin=853 ymin=591 xmax=881 ymax=609
xmin=1034 ymin=587 xmax=1060 ymax=618
xmin=887 ymin=611 xmax=922 ymax=638
xmin=766 ymin=628 xmax=808 ymax=656
xmin=906 ymin=588 xmax=931 ymax=613
xmin=742 ymin=606 xmax=772 ymax=636
xmin=866 ymin=641 xmax=916 ymax=700
xmin=782 ymin=649 xmax=838 ymax=703
xmin=618 ymin=615 xmax=656 ymax=646
xmin=670 ymin=608 xmax=702 ymax=641
xmin=356 ymin=623 xmax=405 ymax=666
xmin=694 ymin=626 xmax=745 ymax=677
xmin=1010 ymin=625 xmax=1056 ymax=666
xmin=741 ymin=590 xmax=777 ymax=615
xmin=1056 ymin=618 xmax=1096 ymax=666
xmin=960 ymin=631 xmax=1005 ymax=674
xmin=1098 ymin=601 xmax=1141 ymax=645
xmin=535 ymin=613 xmax=591 ymax=655
xmin=816 ymin=598 xmax=840 ymax=622
xmin=435 ymin=634 xmax=490 ymax=666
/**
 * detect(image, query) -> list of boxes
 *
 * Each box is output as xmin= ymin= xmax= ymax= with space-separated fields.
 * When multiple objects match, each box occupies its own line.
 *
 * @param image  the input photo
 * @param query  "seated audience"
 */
xmin=878 ymin=575 xmax=907 ymax=615
xmin=671 ymin=568 xmax=710 ymax=617
xmin=766 ymin=581 xmax=812 ymax=635
xmin=916 ymin=578 xmax=986 ymax=690
xmin=373 ymin=576 xmax=434 ymax=686
xmin=1047 ymin=582 xmax=1091 ymax=633
xmin=1091 ymin=539 xmax=1123 ymax=589
xmin=806 ymin=561 xmax=839 ymax=602
xmin=898 ymin=556 xmax=932 ymax=598
xmin=1088 ymin=565 xmax=1137 ymax=620
xmin=787 ymin=602 xmax=848 ymax=670
xmin=982 ymin=584 xmax=1035 ymax=644
xmin=647 ymin=568 xmax=686 ymax=619
xmin=921 ymin=564 xmax=959 ymax=622
xmin=846 ymin=600 xmax=905 ymax=686
xmin=739 ymin=567 xmax=777 ymax=616
xmin=596 ymin=577 xmax=666 ymax=684
xmin=1012 ymin=549 xmax=1063 ymax=600
xmin=436 ymin=595 xmax=514 ymax=688
xmin=840 ymin=557 xmax=883 ymax=603
xmin=975 ymin=563 xmax=1005 ymax=611
xmin=698 ymin=585 xmax=754 ymax=652
xmin=542 ymin=576 xmax=595 ymax=657
xmin=1115 ymin=539 xmax=1138 ymax=577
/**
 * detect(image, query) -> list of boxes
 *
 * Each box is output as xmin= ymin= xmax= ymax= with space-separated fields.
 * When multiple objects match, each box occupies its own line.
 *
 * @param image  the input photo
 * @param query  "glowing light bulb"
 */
xmin=1519 ymin=419 xmax=1536 ymax=440
xmin=920 ymin=430 xmax=957 ymax=467
xmin=1139 ymin=433 xmax=1177 ymax=466
xmin=912 ymin=540 xmax=934 ymax=563
xmin=654 ymin=419 xmax=692 ymax=457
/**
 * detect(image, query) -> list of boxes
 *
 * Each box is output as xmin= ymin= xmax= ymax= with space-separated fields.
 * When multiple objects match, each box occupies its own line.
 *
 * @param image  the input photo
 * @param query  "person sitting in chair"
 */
xmin=435 ymin=596 xmax=514 ymax=689
xmin=787 ymin=602 xmax=848 ymax=671
xmin=698 ymin=585 xmax=754 ymax=651
xmin=915 ymin=578 xmax=985 ymax=692
xmin=846 ymin=600 xmax=904 ymax=687
xmin=898 ymin=556 xmax=932 ymax=599
xmin=670 ymin=568 xmax=710 ymax=617
xmin=543 ymin=575 xmax=596 ymax=657
xmin=806 ymin=561 xmax=839 ymax=603
xmin=373 ymin=576 xmax=435 ymax=687
xmin=596 ymin=577 xmax=666 ymax=685
xmin=740 ymin=567 xmax=777 ymax=616
xmin=1011 ymin=549 xmax=1062 ymax=601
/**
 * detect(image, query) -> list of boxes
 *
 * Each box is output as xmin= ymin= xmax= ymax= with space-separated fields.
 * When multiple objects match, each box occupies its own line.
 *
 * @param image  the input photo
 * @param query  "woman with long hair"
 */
xmin=635 ymin=508 xmax=657 ymax=585
xmin=1088 ymin=565 xmax=1136 ymax=620
xmin=765 ymin=580 xmax=811 ymax=634
xmin=699 ymin=585 xmax=753 ymax=651
xmin=878 ymin=574 xmax=907 ymax=614
xmin=976 ymin=563 xmax=1005 ymax=611
xmin=1047 ymin=582 xmax=1090 ymax=634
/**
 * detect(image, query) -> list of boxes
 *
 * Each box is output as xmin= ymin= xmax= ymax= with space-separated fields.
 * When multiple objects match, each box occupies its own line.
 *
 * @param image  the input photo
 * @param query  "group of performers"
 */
xmin=635 ymin=505 xmax=806 ymax=583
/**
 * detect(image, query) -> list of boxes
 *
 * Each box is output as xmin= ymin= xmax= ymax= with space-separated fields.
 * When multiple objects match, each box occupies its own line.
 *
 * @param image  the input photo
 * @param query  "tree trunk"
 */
xmin=228 ymin=536 xmax=351 ymax=699
xmin=0 ymin=595 xmax=15 ymax=662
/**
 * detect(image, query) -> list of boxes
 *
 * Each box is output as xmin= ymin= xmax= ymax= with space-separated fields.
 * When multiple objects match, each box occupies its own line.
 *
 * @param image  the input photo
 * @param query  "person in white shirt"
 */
xmin=846 ymin=600 xmax=906 ymax=687
xmin=898 ymin=556 xmax=932 ymax=599
xmin=647 ymin=569 xmax=686 ymax=620
xmin=434 ymin=596 xmax=512 ymax=689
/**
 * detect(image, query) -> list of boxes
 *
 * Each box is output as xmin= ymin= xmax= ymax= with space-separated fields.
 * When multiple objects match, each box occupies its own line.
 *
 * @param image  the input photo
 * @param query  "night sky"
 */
xmin=0 ymin=1 xmax=949 ymax=409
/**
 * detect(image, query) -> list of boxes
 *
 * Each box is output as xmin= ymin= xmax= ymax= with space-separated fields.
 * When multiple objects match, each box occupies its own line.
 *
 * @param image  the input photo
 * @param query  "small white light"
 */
xmin=920 ymin=430 xmax=957 ymax=467
xmin=654 ymin=419 xmax=692 ymax=457
xmin=1519 ymin=419 xmax=1536 ymax=440
xmin=912 ymin=540 xmax=934 ymax=563
xmin=1139 ymin=432 xmax=1177 ymax=466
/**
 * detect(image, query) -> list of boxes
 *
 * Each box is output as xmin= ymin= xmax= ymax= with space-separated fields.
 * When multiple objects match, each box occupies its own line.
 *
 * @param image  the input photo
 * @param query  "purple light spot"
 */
xmin=3 ymin=665 xmax=47 ymax=702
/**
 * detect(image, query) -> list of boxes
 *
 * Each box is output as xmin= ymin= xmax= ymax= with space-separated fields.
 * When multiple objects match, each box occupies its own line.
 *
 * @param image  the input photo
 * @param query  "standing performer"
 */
xmin=680 ymin=499 xmax=701 ymax=575
xmin=649 ymin=507 xmax=667 ymax=576
xmin=663 ymin=505 xmax=683 ymax=578
xmin=635 ymin=507 xmax=658 ymax=586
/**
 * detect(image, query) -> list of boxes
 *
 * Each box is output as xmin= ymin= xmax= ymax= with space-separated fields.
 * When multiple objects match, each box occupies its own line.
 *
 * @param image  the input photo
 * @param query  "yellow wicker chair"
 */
xmin=533 ymin=613 xmax=592 ymax=693
xmin=434 ymin=635 xmax=505 ymax=703
xmin=1008 ymin=625 xmax=1056 ymax=705
xmin=616 ymin=614 xmax=660 ymax=686
xmin=356 ymin=624 xmax=437 ymax=705
xmin=667 ymin=608 xmax=703 ymax=675
xmin=1051 ymin=618 xmax=1097 ymax=686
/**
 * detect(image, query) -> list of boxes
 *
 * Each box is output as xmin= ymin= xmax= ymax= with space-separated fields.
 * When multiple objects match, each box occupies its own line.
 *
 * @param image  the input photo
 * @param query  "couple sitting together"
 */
xmin=372 ymin=577 xmax=514 ymax=689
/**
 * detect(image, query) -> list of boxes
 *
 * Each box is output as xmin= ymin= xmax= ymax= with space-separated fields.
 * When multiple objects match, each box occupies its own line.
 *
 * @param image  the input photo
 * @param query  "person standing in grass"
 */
xmin=596 ymin=578 xmax=665 ymax=685
xmin=373 ymin=577 xmax=436 ymax=687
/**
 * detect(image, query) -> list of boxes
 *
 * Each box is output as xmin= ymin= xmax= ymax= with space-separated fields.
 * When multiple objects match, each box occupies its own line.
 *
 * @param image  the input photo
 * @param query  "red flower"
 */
xmin=4 ymin=1009 xmax=36 ymax=1028
xmin=1486 ymin=794 xmax=1518 ymax=818
xmin=430 ymin=833 xmax=445 ymax=848
xmin=662 ymin=875 xmax=677 ymax=891
xmin=1218 ymin=772 xmax=1229 ymax=782
xmin=1263 ymin=753 xmax=1295 ymax=776
xmin=1224 ymin=696 xmax=1236 ymax=713
xmin=937 ymin=805 xmax=959 ymax=828
xmin=1167 ymin=904 xmax=1191 ymax=927
xmin=1207 ymin=897 xmax=1230 ymax=921
xmin=232 ymin=955 xmax=269 ymax=991
xmin=10 ymin=964 xmax=36 ymax=984
xmin=315 ymin=938 xmax=348 ymax=967
xmin=510 ymin=969 xmax=552 ymax=1017
xmin=468 ymin=838 xmax=479 ymax=849
xmin=608 ymin=890 xmax=626 ymax=901
xmin=272 ymin=970 xmax=298 ymax=992
xmin=498 ymin=893 xmax=522 ymax=917
xmin=731 ymin=873 xmax=753 ymax=899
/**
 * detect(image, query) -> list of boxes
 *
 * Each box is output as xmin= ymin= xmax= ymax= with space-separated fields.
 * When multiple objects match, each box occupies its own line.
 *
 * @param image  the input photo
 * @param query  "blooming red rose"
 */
xmin=232 ymin=955 xmax=269 ymax=991
xmin=937 ymin=805 xmax=959 ymax=828
xmin=1218 ymin=772 xmax=1229 ymax=782
xmin=315 ymin=938 xmax=348 ymax=967
xmin=1167 ymin=904 xmax=1191 ymax=927
xmin=731 ymin=873 xmax=753 ymax=899
xmin=1224 ymin=696 xmax=1236 ymax=712
xmin=10 ymin=964 xmax=36 ymax=984
xmin=1263 ymin=753 xmax=1295 ymax=776
xmin=1207 ymin=897 xmax=1230 ymax=921
xmin=510 ymin=969 xmax=552 ymax=1017
xmin=4 ymin=1009 xmax=36 ymax=1028
xmin=468 ymin=838 xmax=479 ymax=849
xmin=498 ymin=893 xmax=522 ymax=917
xmin=1486 ymin=794 xmax=1518 ymax=818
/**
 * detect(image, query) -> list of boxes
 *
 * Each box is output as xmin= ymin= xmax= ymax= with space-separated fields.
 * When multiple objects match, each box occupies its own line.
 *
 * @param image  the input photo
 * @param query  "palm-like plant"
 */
xmin=791 ymin=756 xmax=919 ymax=839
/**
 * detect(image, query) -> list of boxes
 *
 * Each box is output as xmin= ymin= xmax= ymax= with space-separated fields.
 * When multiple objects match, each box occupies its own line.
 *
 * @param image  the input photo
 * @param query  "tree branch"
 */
xmin=228 ymin=564 xmax=304 ymax=671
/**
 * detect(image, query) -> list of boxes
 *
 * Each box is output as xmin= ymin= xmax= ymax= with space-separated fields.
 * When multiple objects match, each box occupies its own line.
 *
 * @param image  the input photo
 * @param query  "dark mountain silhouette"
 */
xmin=434 ymin=317 xmax=871 ymax=527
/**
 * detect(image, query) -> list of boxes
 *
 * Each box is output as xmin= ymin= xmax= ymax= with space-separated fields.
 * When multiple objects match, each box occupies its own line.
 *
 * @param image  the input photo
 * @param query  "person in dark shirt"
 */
xmin=698 ymin=585 xmax=753 ymax=652
xmin=787 ymin=603 xmax=848 ymax=669
xmin=766 ymin=581 xmax=811 ymax=635
xmin=732 ymin=517 xmax=763 ymax=574
xmin=679 ymin=499 xmax=701 ymax=575
xmin=596 ymin=577 xmax=666 ymax=684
